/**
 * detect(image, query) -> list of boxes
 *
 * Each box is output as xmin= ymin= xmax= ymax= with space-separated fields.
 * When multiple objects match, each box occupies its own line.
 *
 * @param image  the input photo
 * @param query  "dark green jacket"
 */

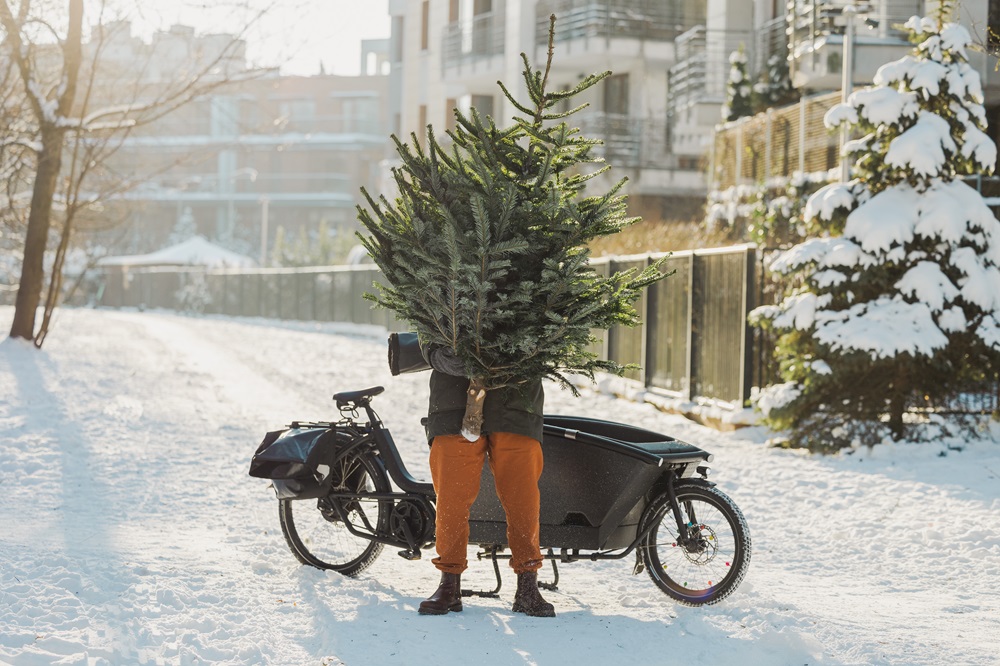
xmin=425 ymin=371 xmax=544 ymax=443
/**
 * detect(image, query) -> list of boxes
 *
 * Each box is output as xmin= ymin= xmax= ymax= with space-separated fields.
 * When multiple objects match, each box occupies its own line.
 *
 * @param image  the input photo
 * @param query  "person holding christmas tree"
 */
xmin=358 ymin=16 xmax=665 ymax=618
xmin=415 ymin=345 xmax=553 ymax=616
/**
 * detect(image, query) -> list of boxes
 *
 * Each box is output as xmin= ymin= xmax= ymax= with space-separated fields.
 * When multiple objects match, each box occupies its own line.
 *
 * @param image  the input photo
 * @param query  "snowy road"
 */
xmin=1 ymin=307 xmax=998 ymax=665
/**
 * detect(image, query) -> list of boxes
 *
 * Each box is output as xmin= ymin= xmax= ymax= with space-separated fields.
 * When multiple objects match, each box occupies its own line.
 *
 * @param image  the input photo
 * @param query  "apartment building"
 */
xmin=388 ymin=0 xmax=1000 ymax=209
xmin=93 ymin=23 xmax=390 ymax=263
xmin=706 ymin=1 xmax=1000 ymax=189
xmin=388 ymin=0 xmax=709 ymax=220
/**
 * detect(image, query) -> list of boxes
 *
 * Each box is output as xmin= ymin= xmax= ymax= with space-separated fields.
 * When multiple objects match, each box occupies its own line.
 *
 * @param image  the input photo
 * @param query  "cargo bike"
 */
xmin=250 ymin=339 xmax=751 ymax=606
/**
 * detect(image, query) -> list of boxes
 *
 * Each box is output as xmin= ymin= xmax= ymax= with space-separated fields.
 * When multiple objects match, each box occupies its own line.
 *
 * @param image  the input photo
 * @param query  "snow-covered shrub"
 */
xmin=752 ymin=16 xmax=1000 ymax=449
xmin=175 ymin=272 xmax=212 ymax=314
xmin=706 ymin=171 xmax=832 ymax=247
xmin=752 ymin=53 xmax=798 ymax=112
xmin=722 ymin=45 xmax=752 ymax=122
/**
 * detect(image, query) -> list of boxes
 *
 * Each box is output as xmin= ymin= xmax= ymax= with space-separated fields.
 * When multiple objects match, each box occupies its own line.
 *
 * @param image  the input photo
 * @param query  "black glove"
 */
xmin=428 ymin=346 xmax=466 ymax=376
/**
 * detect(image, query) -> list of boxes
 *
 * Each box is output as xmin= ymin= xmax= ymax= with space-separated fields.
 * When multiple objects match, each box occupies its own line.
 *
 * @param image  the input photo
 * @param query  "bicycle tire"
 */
xmin=640 ymin=483 xmax=751 ymax=606
xmin=278 ymin=439 xmax=390 ymax=576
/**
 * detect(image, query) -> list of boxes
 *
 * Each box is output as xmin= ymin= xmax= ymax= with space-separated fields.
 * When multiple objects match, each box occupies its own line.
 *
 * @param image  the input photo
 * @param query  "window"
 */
xmin=470 ymin=94 xmax=494 ymax=120
xmin=474 ymin=0 xmax=492 ymax=15
xmin=278 ymin=99 xmax=316 ymax=132
xmin=421 ymin=1 xmax=430 ymax=51
xmin=603 ymin=74 xmax=629 ymax=116
xmin=418 ymin=104 xmax=428 ymax=146
xmin=449 ymin=0 xmax=459 ymax=22
xmin=343 ymin=97 xmax=378 ymax=133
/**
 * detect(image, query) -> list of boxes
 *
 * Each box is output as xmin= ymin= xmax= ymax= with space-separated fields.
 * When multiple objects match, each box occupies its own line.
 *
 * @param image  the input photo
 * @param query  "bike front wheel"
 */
xmin=278 ymin=445 xmax=390 ymax=576
xmin=640 ymin=483 xmax=751 ymax=606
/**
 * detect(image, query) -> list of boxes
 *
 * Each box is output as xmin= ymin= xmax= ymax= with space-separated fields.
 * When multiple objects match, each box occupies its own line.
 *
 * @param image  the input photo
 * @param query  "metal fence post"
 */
xmin=799 ymin=96 xmax=806 ymax=174
xmin=740 ymin=247 xmax=756 ymax=406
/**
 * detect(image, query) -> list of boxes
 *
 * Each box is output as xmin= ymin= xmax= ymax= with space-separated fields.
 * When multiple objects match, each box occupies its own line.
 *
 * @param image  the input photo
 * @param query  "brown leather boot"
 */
xmin=511 ymin=571 xmax=555 ymax=617
xmin=418 ymin=572 xmax=463 ymax=615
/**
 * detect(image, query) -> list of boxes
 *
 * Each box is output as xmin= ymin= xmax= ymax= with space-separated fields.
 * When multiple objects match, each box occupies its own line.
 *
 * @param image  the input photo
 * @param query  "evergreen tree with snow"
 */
xmin=723 ymin=45 xmax=753 ymax=122
xmin=357 ymin=17 xmax=665 ymax=438
xmin=752 ymin=53 xmax=797 ymax=112
xmin=752 ymin=13 xmax=999 ymax=448
xmin=168 ymin=207 xmax=198 ymax=245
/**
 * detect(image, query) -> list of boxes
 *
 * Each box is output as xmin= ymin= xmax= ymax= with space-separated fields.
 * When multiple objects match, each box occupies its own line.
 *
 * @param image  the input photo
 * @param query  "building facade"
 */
xmin=388 ymin=0 xmax=710 ymax=221
xmin=706 ymin=0 xmax=1000 ymax=189
xmin=95 ymin=23 xmax=391 ymax=264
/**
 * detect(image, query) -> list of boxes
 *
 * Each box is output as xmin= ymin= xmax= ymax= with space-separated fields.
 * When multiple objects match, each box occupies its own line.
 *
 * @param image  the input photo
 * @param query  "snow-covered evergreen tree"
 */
xmin=168 ymin=207 xmax=197 ymax=245
xmin=752 ymin=15 xmax=999 ymax=448
xmin=752 ymin=53 xmax=796 ymax=112
xmin=723 ymin=45 xmax=753 ymax=122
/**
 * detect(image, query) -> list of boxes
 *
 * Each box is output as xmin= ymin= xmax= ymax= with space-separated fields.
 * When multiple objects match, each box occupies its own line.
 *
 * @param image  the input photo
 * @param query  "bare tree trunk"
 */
xmin=10 ymin=129 xmax=66 ymax=340
xmin=34 ymin=209 xmax=72 ymax=348
xmin=4 ymin=0 xmax=266 ymax=345
xmin=4 ymin=0 xmax=83 ymax=342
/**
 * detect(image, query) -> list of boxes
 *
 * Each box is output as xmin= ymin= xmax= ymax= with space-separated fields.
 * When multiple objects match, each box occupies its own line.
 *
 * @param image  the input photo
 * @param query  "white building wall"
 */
xmin=392 ymin=0 xmax=711 ymax=203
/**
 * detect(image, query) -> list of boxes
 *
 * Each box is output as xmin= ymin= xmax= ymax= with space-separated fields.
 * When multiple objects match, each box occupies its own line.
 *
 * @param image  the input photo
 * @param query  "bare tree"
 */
xmin=0 ymin=0 xmax=271 ymax=346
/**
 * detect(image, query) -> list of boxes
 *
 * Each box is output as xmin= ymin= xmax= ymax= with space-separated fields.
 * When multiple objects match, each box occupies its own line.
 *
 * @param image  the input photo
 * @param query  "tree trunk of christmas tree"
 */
xmin=461 ymin=377 xmax=487 ymax=442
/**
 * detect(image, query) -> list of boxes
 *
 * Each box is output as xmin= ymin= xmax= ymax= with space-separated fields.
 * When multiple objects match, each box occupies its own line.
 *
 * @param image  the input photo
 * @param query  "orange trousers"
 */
xmin=429 ymin=432 xmax=544 ymax=575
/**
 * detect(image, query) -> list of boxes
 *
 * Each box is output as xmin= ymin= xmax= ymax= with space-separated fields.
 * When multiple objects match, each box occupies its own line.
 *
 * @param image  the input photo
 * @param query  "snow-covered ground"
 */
xmin=1 ymin=306 xmax=998 ymax=665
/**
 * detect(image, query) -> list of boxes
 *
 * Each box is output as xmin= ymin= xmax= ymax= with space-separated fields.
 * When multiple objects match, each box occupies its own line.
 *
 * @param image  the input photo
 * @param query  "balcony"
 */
xmin=571 ymin=112 xmax=706 ymax=195
xmin=441 ymin=1 xmax=506 ymax=78
xmin=755 ymin=16 xmax=788 ymax=73
xmin=668 ymin=26 xmax=728 ymax=110
xmin=787 ymin=0 xmax=918 ymax=91
xmin=536 ymin=0 xmax=705 ymax=44
xmin=574 ymin=112 xmax=665 ymax=169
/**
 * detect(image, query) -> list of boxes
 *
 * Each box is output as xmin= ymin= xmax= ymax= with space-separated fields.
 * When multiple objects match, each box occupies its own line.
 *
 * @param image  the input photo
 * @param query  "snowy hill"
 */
xmin=1 ymin=306 xmax=998 ymax=665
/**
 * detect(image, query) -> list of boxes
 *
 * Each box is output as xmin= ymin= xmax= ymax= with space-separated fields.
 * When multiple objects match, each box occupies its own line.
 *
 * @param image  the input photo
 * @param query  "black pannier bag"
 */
xmin=387 ymin=332 xmax=431 ymax=375
xmin=248 ymin=427 xmax=338 ymax=500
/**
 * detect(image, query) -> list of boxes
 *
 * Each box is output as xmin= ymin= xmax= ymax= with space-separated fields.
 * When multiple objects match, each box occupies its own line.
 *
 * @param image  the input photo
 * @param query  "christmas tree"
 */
xmin=752 ymin=12 xmax=999 ymax=448
xmin=357 ymin=16 xmax=666 ymax=439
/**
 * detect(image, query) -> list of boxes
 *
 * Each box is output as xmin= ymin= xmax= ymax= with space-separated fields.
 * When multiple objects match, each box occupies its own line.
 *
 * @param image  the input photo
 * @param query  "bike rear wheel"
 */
xmin=640 ymin=483 xmax=751 ymax=606
xmin=279 ymin=444 xmax=390 ymax=575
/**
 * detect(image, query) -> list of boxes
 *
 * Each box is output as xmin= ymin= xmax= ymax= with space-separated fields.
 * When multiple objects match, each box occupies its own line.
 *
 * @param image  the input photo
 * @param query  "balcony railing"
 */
xmin=668 ymin=26 xmax=730 ymax=109
xmin=136 ymin=114 xmax=383 ymax=138
xmin=148 ymin=172 xmax=353 ymax=196
xmin=441 ymin=2 xmax=506 ymax=74
xmin=787 ymin=0 xmax=919 ymax=63
xmin=536 ymin=0 xmax=705 ymax=44
xmin=755 ymin=16 xmax=788 ymax=73
xmin=575 ymin=112 xmax=675 ymax=170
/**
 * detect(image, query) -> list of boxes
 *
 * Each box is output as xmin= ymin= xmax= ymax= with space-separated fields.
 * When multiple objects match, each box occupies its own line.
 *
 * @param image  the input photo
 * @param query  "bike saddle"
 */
xmin=333 ymin=386 xmax=385 ymax=407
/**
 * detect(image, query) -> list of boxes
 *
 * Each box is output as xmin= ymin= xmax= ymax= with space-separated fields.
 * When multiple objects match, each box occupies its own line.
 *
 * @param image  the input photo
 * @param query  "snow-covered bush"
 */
xmin=175 ymin=272 xmax=212 ymax=314
xmin=752 ymin=16 xmax=1000 ymax=449
xmin=752 ymin=53 xmax=797 ymax=112
xmin=722 ymin=45 xmax=752 ymax=122
xmin=706 ymin=171 xmax=832 ymax=247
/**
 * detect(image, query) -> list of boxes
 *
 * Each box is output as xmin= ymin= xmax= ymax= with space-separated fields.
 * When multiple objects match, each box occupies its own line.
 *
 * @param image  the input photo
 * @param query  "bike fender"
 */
xmin=675 ymin=477 xmax=716 ymax=489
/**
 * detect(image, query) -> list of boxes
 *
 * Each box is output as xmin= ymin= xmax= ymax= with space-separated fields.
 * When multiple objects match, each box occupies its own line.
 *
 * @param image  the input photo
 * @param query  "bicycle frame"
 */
xmin=294 ymin=391 xmax=715 ymax=594
xmin=262 ymin=385 xmax=750 ymax=605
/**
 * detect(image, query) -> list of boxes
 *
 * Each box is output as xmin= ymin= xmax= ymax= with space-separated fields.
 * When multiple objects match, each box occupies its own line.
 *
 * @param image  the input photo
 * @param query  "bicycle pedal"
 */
xmin=397 ymin=549 xmax=422 ymax=561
